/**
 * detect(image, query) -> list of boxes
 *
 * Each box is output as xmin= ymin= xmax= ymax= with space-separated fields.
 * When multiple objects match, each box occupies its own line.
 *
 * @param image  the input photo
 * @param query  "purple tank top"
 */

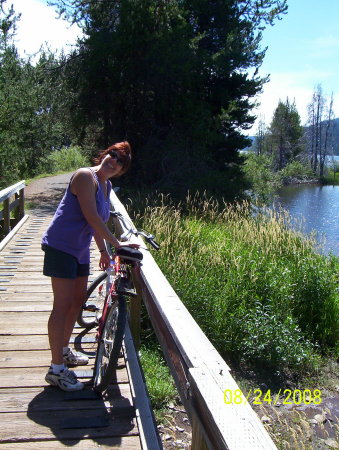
xmin=41 ymin=169 xmax=111 ymax=264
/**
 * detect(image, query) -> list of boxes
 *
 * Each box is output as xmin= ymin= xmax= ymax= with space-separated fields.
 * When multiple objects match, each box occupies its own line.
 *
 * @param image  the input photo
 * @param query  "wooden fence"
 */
xmin=0 ymin=181 xmax=28 ymax=251
xmin=109 ymin=190 xmax=277 ymax=450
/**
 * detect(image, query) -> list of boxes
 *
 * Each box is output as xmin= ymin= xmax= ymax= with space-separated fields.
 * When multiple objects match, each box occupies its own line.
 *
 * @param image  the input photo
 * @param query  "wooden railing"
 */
xmin=109 ymin=190 xmax=277 ymax=450
xmin=0 ymin=181 xmax=28 ymax=251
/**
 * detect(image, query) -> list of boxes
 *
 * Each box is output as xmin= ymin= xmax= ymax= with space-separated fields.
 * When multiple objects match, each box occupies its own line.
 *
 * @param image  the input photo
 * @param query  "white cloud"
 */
xmin=309 ymin=35 xmax=339 ymax=58
xmin=248 ymin=69 xmax=339 ymax=134
xmin=11 ymin=0 xmax=82 ymax=59
xmin=312 ymin=35 xmax=339 ymax=50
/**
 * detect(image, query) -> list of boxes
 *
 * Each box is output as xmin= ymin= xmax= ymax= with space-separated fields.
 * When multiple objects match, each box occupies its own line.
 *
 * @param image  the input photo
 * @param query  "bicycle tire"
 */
xmin=77 ymin=271 xmax=108 ymax=328
xmin=93 ymin=293 xmax=127 ymax=393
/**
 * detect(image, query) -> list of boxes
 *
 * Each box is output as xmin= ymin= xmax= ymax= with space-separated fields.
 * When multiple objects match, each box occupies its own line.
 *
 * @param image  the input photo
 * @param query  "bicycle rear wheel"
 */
xmin=77 ymin=272 xmax=108 ymax=328
xmin=93 ymin=293 xmax=127 ymax=393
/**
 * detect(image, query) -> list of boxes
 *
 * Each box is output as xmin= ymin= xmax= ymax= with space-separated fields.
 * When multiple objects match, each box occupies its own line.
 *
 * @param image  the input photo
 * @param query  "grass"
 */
xmin=322 ymin=172 xmax=339 ymax=185
xmin=139 ymin=345 xmax=177 ymax=422
xmin=132 ymin=193 xmax=338 ymax=382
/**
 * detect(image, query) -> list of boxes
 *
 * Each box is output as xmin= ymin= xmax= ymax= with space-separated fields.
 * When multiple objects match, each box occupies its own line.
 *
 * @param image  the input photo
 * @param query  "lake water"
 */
xmin=274 ymin=184 xmax=339 ymax=256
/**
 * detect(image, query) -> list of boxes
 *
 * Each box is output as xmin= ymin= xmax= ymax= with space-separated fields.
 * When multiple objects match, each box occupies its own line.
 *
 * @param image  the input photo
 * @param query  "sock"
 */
xmin=51 ymin=363 xmax=65 ymax=374
xmin=63 ymin=346 xmax=70 ymax=355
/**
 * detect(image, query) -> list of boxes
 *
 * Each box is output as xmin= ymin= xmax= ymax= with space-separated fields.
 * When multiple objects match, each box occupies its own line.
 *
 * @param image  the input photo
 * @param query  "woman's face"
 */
xmin=102 ymin=151 xmax=124 ymax=177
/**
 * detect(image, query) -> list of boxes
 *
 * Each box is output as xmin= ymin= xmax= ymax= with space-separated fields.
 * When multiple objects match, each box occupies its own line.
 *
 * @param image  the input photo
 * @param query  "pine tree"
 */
xmin=267 ymin=99 xmax=303 ymax=171
xmin=48 ymin=0 xmax=288 ymax=197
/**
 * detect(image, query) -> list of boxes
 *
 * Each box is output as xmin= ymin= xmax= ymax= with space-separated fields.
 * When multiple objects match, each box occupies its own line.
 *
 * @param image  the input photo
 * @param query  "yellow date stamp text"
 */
xmin=223 ymin=388 xmax=322 ymax=406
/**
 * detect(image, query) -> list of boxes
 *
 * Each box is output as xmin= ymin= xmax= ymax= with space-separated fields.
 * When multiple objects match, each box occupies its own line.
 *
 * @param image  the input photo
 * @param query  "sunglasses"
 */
xmin=108 ymin=150 xmax=124 ymax=166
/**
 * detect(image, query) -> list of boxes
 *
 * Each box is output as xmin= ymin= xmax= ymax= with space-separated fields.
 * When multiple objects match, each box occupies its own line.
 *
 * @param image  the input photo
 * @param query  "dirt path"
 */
xmin=25 ymin=172 xmax=72 ymax=214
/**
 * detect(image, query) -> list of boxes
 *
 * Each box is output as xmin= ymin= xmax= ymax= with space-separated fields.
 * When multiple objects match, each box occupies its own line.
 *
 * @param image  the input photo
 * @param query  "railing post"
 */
xmin=3 ymin=198 xmax=10 ymax=234
xmin=130 ymin=266 xmax=142 ymax=351
xmin=14 ymin=193 xmax=19 ymax=222
xmin=191 ymin=414 xmax=210 ymax=450
xmin=18 ymin=187 xmax=25 ymax=219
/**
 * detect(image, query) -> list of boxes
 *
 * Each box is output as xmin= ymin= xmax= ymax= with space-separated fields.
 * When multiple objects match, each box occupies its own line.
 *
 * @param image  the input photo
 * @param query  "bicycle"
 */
xmin=77 ymin=210 xmax=160 ymax=393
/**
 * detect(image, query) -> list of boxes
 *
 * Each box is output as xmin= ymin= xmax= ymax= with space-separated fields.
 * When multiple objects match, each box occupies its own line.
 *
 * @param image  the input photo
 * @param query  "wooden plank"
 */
xmin=0 ymin=349 xmax=96 ymax=368
xmin=0 ymin=321 xmax=96 ymax=334
xmin=0 ymin=272 xmax=42 ymax=277
xmin=0 ymin=312 xmax=48 ymax=320
xmin=0 ymin=313 xmax=50 ymax=334
xmin=0 ymin=385 xmax=133 ymax=413
xmin=1 ymin=272 xmax=100 ymax=281
xmin=0 ymin=333 xmax=96 ymax=351
xmin=0 ymin=366 xmax=128 ymax=387
xmin=0 ymin=282 xmax=50 ymax=288
xmin=0 ymin=293 xmax=53 ymax=301
xmin=0 ymin=303 xmax=52 ymax=312
xmin=0 ymin=410 xmax=138 ymax=443
xmin=1 ymin=436 xmax=141 ymax=448
xmin=1 ymin=279 xmax=52 ymax=286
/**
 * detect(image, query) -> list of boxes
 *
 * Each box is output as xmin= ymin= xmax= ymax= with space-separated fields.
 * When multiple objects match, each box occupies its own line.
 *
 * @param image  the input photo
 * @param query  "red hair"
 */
xmin=94 ymin=141 xmax=132 ymax=175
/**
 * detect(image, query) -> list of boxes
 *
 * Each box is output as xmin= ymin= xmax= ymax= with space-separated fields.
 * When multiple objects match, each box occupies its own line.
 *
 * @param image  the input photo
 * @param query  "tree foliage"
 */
xmin=47 ymin=0 xmax=287 ymax=198
xmin=0 ymin=1 xmax=73 ymax=188
xmin=0 ymin=0 xmax=289 ymax=197
xmin=267 ymin=98 xmax=303 ymax=170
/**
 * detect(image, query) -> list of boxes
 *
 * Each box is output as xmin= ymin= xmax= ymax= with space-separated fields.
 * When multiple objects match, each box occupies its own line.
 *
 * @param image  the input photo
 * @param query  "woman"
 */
xmin=41 ymin=141 xmax=138 ymax=391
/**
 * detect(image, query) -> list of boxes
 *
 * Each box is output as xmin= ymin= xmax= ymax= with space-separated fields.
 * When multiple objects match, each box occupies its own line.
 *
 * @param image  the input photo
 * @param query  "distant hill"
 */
xmin=304 ymin=117 xmax=339 ymax=155
xmin=242 ymin=135 xmax=255 ymax=151
xmin=332 ymin=118 xmax=339 ymax=155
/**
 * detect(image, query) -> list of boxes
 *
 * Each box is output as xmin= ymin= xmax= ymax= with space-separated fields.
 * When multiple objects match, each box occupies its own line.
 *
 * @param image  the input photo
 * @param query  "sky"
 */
xmin=8 ymin=0 xmax=339 ymax=135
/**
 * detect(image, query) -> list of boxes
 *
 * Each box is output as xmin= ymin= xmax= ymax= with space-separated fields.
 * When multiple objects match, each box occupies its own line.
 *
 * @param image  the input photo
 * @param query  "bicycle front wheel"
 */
xmin=77 ymin=272 xmax=108 ymax=328
xmin=93 ymin=294 xmax=127 ymax=393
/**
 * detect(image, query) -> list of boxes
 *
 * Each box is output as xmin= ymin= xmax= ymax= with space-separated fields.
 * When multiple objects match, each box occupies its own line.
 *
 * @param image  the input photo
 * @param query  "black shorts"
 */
xmin=42 ymin=244 xmax=90 ymax=279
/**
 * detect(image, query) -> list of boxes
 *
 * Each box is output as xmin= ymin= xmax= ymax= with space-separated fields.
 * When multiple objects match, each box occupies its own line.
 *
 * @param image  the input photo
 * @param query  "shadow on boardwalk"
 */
xmin=26 ymin=384 xmax=136 ymax=446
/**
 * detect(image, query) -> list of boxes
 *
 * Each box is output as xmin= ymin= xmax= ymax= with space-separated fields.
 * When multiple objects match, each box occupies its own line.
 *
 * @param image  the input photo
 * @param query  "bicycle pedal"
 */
xmin=83 ymin=303 xmax=99 ymax=312
xmin=116 ymin=277 xmax=137 ymax=297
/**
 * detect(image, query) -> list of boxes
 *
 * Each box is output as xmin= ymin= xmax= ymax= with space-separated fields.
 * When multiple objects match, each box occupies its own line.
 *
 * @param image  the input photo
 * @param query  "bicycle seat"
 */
xmin=116 ymin=246 xmax=143 ymax=262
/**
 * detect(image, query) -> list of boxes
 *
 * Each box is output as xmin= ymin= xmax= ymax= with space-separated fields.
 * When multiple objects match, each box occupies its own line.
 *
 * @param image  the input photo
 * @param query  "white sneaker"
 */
xmin=63 ymin=348 xmax=89 ymax=366
xmin=45 ymin=367 xmax=84 ymax=391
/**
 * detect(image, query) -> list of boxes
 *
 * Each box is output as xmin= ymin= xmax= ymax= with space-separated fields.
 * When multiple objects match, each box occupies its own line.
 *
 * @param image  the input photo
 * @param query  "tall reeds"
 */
xmin=135 ymin=193 xmax=338 ymax=378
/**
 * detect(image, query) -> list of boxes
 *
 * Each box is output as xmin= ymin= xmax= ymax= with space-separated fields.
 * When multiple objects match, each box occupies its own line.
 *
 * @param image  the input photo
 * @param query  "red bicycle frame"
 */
xmin=96 ymin=255 xmax=121 ymax=339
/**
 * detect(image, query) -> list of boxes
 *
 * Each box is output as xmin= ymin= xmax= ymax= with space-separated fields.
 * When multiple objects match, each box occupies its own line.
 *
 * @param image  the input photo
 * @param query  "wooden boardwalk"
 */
xmin=0 ymin=211 xmax=147 ymax=448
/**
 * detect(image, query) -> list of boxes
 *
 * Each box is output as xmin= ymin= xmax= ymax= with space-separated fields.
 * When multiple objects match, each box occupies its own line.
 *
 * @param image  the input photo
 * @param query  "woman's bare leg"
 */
xmin=48 ymin=277 xmax=77 ymax=364
xmin=63 ymin=276 xmax=88 ymax=347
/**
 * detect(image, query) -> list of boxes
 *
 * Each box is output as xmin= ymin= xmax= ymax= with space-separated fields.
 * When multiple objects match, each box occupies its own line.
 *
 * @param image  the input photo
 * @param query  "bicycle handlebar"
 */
xmin=110 ymin=210 xmax=160 ymax=251
xmin=138 ymin=230 xmax=160 ymax=250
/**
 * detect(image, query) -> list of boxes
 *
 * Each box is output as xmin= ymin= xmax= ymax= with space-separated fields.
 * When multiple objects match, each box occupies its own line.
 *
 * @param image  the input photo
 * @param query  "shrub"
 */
xmin=280 ymin=160 xmax=314 ymax=180
xmin=243 ymin=153 xmax=281 ymax=202
xmin=37 ymin=146 xmax=89 ymax=174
